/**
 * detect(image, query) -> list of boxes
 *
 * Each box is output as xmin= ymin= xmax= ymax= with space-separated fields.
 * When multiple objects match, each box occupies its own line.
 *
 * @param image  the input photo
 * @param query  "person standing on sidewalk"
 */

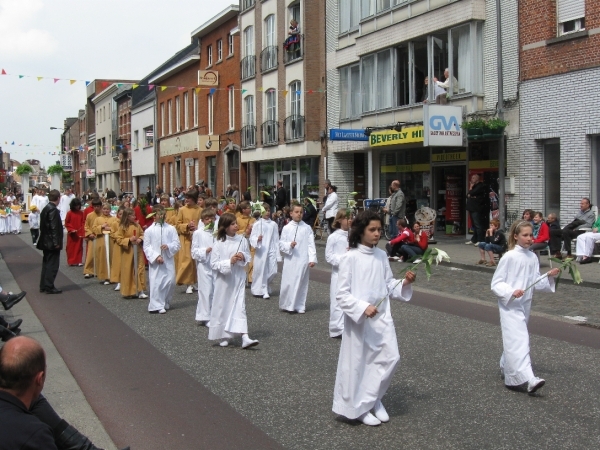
xmin=387 ymin=180 xmax=405 ymax=239
xmin=37 ymin=190 xmax=63 ymax=295
xmin=466 ymin=173 xmax=488 ymax=246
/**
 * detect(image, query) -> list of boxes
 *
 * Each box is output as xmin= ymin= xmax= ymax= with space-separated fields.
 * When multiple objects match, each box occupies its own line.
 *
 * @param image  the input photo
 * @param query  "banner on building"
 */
xmin=329 ymin=129 xmax=368 ymax=141
xmin=423 ymin=105 xmax=464 ymax=147
xmin=369 ymin=126 xmax=424 ymax=147
xmin=198 ymin=70 xmax=219 ymax=86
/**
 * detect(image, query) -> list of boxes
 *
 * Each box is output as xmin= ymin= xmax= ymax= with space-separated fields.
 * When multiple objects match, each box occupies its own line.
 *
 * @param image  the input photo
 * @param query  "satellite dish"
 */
xmin=205 ymin=140 xmax=212 ymax=149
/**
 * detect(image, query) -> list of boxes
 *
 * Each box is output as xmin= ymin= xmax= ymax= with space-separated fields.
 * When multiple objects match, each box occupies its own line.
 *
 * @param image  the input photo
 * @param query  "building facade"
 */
xmin=92 ymin=84 xmax=120 ymax=193
xmin=519 ymin=0 xmax=599 ymax=220
xmin=131 ymin=92 xmax=156 ymax=197
xmin=115 ymin=89 xmax=133 ymax=194
xmin=239 ymin=0 xmax=327 ymax=203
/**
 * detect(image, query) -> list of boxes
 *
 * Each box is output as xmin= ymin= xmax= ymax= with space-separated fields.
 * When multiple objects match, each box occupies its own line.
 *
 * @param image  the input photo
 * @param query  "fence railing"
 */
xmin=261 ymin=120 xmax=279 ymax=145
xmin=284 ymin=115 xmax=305 ymax=142
xmin=260 ymin=46 xmax=278 ymax=73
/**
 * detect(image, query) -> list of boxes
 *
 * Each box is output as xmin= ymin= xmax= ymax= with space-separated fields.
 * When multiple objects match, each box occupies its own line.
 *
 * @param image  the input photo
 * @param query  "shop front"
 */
xmin=256 ymin=157 xmax=320 ymax=204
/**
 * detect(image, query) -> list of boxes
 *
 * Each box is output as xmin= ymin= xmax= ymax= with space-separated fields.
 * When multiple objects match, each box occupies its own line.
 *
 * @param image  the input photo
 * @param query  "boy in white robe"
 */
xmin=279 ymin=202 xmax=317 ymax=313
xmin=143 ymin=205 xmax=181 ymax=314
xmin=332 ymin=209 xmax=415 ymax=427
xmin=191 ymin=208 xmax=217 ymax=325
xmin=491 ymin=220 xmax=560 ymax=393
xmin=249 ymin=203 xmax=281 ymax=299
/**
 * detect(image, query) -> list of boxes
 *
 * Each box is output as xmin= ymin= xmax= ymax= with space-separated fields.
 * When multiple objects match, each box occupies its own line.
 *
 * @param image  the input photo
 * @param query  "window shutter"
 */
xmin=557 ymin=0 xmax=585 ymax=23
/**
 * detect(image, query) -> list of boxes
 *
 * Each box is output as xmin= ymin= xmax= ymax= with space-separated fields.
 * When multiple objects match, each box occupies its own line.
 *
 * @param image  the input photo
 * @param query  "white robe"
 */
xmin=208 ymin=234 xmax=251 ymax=340
xmin=191 ymin=228 xmax=216 ymax=321
xmin=279 ymin=220 xmax=317 ymax=312
xmin=491 ymin=245 xmax=555 ymax=386
xmin=58 ymin=194 xmax=75 ymax=222
xmin=33 ymin=195 xmax=49 ymax=212
xmin=575 ymin=232 xmax=600 ymax=257
xmin=332 ymin=244 xmax=412 ymax=419
xmin=143 ymin=223 xmax=180 ymax=311
xmin=10 ymin=209 xmax=21 ymax=233
xmin=249 ymin=218 xmax=281 ymax=296
xmin=325 ymin=229 xmax=348 ymax=337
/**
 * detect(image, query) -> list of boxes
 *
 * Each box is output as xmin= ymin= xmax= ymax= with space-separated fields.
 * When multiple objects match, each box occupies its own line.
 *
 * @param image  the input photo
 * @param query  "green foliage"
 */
xmin=15 ymin=164 xmax=34 ymax=176
xmin=47 ymin=164 xmax=64 ymax=175
xmin=485 ymin=117 xmax=510 ymax=130
xmin=461 ymin=117 xmax=509 ymax=130
xmin=461 ymin=118 xmax=486 ymax=130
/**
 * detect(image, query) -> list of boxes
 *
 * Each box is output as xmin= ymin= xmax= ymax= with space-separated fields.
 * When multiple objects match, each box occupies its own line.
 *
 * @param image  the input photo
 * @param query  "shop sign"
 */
xmin=159 ymin=132 xmax=199 ymax=156
xmin=423 ymin=105 xmax=464 ymax=147
xmin=329 ymin=129 xmax=368 ymax=141
xmin=86 ymin=169 xmax=95 ymax=177
xmin=432 ymin=152 xmax=466 ymax=162
xmin=381 ymin=164 xmax=430 ymax=173
xmin=369 ymin=126 xmax=424 ymax=147
xmin=198 ymin=70 xmax=219 ymax=86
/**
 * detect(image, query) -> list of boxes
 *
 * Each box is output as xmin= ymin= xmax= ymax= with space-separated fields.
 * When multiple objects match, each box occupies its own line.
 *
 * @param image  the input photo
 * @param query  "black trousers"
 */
xmin=469 ymin=210 xmax=486 ymax=243
xmin=30 ymin=228 xmax=39 ymax=244
xmin=40 ymin=249 xmax=60 ymax=291
xmin=549 ymin=228 xmax=585 ymax=254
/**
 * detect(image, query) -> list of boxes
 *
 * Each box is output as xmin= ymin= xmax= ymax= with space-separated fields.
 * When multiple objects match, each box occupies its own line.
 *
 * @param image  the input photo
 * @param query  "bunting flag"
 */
xmin=70 ymin=80 xmax=76 ymax=85
xmin=19 ymin=75 xmax=24 ymax=79
xmin=37 ymin=77 xmax=43 ymax=81
xmin=160 ymin=86 xmax=167 ymax=91
xmin=1 ymin=69 xmax=6 ymax=75
xmin=178 ymin=86 xmax=185 ymax=91
xmin=209 ymin=88 xmax=216 ymax=95
xmin=148 ymin=85 xmax=155 ymax=90
xmin=53 ymin=78 xmax=60 ymax=83
xmin=195 ymin=87 xmax=201 ymax=94
xmin=85 ymin=81 xmax=91 ymax=86
xmin=132 ymin=84 xmax=139 ymax=89
xmin=283 ymin=90 xmax=289 ymax=97
xmin=241 ymin=89 xmax=247 ymax=94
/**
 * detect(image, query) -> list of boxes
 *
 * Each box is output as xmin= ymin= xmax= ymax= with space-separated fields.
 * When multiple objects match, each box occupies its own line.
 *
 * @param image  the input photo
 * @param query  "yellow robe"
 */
xmin=236 ymin=213 xmax=257 ymax=282
xmin=84 ymin=212 xmax=101 ymax=275
xmin=92 ymin=215 xmax=115 ymax=281
xmin=175 ymin=204 xmax=202 ymax=285
xmin=114 ymin=223 xmax=146 ymax=297
xmin=109 ymin=219 xmax=122 ymax=284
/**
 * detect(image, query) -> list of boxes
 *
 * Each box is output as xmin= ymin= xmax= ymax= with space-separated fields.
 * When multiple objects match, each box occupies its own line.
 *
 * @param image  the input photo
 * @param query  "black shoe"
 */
xmin=0 ymin=291 xmax=26 ymax=310
xmin=580 ymin=257 xmax=593 ymax=265
xmin=7 ymin=319 xmax=22 ymax=331
xmin=0 ymin=325 xmax=16 ymax=342
xmin=45 ymin=288 xmax=62 ymax=295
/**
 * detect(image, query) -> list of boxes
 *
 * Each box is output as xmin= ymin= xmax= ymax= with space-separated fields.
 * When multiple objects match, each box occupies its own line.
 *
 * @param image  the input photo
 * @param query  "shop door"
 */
xmin=432 ymin=165 xmax=466 ymax=235
xmin=276 ymin=172 xmax=292 ymax=205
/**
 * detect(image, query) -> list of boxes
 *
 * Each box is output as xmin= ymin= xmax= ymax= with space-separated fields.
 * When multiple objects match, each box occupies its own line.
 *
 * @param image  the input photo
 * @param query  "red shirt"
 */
xmin=413 ymin=231 xmax=429 ymax=250
xmin=533 ymin=221 xmax=550 ymax=243
xmin=390 ymin=228 xmax=414 ymax=246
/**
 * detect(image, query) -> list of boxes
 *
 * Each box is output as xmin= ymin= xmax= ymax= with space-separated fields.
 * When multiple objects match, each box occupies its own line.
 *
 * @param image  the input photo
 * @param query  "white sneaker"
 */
xmin=138 ymin=292 xmax=148 ymax=299
xmin=413 ymin=258 xmax=422 ymax=264
xmin=242 ymin=335 xmax=259 ymax=349
xmin=297 ymin=310 xmax=305 ymax=314
xmin=373 ymin=400 xmax=389 ymax=423
xmin=527 ymin=377 xmax=546 ymax=394
xmin=263 ymin=293 xmax=270 ymax=299
xmin=185 ymin=285 xmax=194 ymax=294
xmin=465 ymin=241 xmax=472 ymax=245
xmin=220 ymin=340 xmax=229 ymax=347
xmin=84 ymin=274 xmax=92 ymax=279
xmin=158 ymin=308 xmax=167 ymax=314
xmin=358 ymin=412 xmax=381 ymax=426
xmin=114 ymin=283 xmax=120 ymax=291
xmin=103 ymin=281 xmax=110 ymax=285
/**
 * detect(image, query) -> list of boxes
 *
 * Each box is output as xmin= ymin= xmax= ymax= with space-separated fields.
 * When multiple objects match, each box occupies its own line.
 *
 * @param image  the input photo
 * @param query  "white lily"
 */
xmin=433 ymin=248 xmax=450 ymax=265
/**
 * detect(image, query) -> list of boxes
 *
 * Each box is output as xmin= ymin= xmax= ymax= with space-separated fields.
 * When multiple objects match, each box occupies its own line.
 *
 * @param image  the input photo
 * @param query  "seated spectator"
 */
xmin=576 ymin=213 xmax=600 ymax=264
xmin=283 ymin=20 xmax=300 ymax=52
xmin=476 ymin=219 xmax=506 ymax=267
xmin=522 ymin=209 xmax=534 ymax=223
xmin=549 ymin=198 xmax=595 ymax=259
xmin=385 ymin=219 xmax=414 ymax=261
xmin=529 ymin=211 xmax=550 ymax=252
xmin=302 ymin=198 xmax=317 ymax=227
xmin=400 ymin=222 xmax=428 ymax=262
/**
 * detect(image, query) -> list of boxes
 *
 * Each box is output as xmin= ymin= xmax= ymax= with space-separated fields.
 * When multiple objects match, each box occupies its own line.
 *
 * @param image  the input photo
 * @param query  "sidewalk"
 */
xmin=0 ymin=250 xmax=117 ymax=450
xmin=315 ymin=231 xmax=600 ymax=288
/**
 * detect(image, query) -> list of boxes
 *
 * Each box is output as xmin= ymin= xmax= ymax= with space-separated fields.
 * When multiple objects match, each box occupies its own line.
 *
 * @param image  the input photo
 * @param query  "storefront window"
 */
xmin=258 ymin=162 xmax=275 ymax=192
xmin=299 ymin=157 xmax=320 ymax=199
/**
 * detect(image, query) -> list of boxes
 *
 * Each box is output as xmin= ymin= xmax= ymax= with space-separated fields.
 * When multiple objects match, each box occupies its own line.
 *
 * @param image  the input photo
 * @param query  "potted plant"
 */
xmin=461 ymin=118 xmax=486 ymax=139
xmin=15 ymin=163 xmax=34 ymax=191
xmin=47 ymin=164 xmax=64 ymax=190
xmin=483 ymin=117 xmax=509 ymax=138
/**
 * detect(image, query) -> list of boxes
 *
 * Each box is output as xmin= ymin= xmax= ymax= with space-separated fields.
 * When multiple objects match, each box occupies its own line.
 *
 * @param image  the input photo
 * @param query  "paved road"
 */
xmin=3 ymin=233 xmax=600 ymax=449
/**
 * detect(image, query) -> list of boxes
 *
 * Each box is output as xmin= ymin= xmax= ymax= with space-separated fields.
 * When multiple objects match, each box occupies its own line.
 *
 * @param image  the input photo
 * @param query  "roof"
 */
xmin=190 ymin=5 xmax=239 ymax=39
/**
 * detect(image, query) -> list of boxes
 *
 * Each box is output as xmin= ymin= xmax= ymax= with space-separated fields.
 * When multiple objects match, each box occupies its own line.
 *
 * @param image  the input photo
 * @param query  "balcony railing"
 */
xmin=241 ymin=55 xmax=256 ymax=80
xmin=283 ymin=38 xmax=303 ymax=64
xmin=241 ymin=0 xmax=255 ymax=11
xmin=284 ymin=115 xmax=305 ymax=142
xmin=241 ymin=125 xmax=256 ymax=149
xmin=260 ymin=46 xmax=278 ymax=73
xmin=261 ymin=120 xmax=279 ymax=146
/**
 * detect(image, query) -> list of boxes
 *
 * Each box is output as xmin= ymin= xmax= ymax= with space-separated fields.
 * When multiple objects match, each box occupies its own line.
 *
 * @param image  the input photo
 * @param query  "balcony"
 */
xmin=283 ymin=38 xmax=303 ymax=64
xmin=260 ymin=46 xmax=278 ymax=73
xmin=241 ymin=125 xmax=256 ymax=149
xmin=284 ymin=115 xmax=305 ymax=142
xmin=241 ymin=55 xmax=256 ymax=80
xmin=261 ymin=120 xmax=279 ymax=146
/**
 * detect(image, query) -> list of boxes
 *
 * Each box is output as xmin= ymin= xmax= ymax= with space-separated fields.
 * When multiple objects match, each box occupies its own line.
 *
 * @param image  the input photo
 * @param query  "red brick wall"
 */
xmin=520 ymin=0 xmax=600 ymax=80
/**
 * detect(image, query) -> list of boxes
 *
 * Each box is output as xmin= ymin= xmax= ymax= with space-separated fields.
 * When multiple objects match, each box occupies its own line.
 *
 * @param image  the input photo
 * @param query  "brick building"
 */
xmin=239 ymin=0 xmax=327 ymax=204
xmin=115 ymin=88 xmax=133 ymax=194
xmin=518 ymin=0 xmax=600 ymax=219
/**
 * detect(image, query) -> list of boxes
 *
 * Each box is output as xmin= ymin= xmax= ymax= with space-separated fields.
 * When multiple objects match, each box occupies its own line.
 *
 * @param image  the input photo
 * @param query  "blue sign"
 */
xmin=329 ymin=129 xmax=368 ymax=141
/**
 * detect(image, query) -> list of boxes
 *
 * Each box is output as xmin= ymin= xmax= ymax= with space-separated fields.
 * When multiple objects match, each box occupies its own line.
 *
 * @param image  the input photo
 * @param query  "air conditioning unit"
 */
xmin=503 ymin=176 xmax=516 ymax=195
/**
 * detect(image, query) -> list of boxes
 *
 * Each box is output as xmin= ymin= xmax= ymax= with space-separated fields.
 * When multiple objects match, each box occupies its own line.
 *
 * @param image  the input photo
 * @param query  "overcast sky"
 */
xmin=0 ymin=0 xmax=235 ymax=169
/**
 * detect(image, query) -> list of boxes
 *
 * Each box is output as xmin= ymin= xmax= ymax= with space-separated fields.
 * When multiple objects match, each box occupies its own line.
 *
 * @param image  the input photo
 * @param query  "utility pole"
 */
xmin=496 ymin=0 xmax=506 ymax=229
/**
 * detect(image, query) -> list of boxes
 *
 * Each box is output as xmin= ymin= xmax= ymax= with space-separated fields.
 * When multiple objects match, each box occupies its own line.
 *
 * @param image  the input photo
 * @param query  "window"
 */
xmin=207 ymin=156 xmax=216 ymax=194
xmin=361 ymin=49 xmax=392 ymax=112
xmin=175 ymin=96 xmax=181 ymax=132
xmin=263 ymin=89 xmax=278 ymax=144
xmin=265 ymin=89 xmax=276 ymax=122
xmin=265 ymin=15 xmax=275 ymax=47
xmin=244 ymin=95 xmax=254 ymax=125
xmin=207 ymin=94 xmax=214 ymax=135
xmin=289 ymin=80 xmax=301 ymax=116
xmin=339 ymin=63 xmax=360 ymax=119
xmin=217 ymin=39 xmax=223 ymax=61
xmin=244 ymin=26 xmax=254 ymax=56
xmin=544 ymin=142 xmax=561 ymax=214
xmin=228 ymin=85 xmax=235 ymax=130
xmin=160 ymin=103 xmax=165 ymax=137
xmin=557 ymin=0 xmax=585 ymax=35
xmin=242 ymin=0 xmax=255 ymax=10
xmin=290 ymin=2 xmax=300 ymax=23
xmin=228 ymin=33 xmax=234 ymax=56
xmin=193 ymin=90 xmax=198 ymax=127
xmin=144 ymin=126 xmax=154 ymax=147
xmin=243 ymin=95 xmax=255 ymax=148
xmin=134 ymin=130 xmax=139 ymax=149
xmin=207 ymin=45 xmax=213 ymax=66
xmin=168 ymin=100 xmax=172 ymax=134
xmin=183 ymin=92 xmax=189 ymax=130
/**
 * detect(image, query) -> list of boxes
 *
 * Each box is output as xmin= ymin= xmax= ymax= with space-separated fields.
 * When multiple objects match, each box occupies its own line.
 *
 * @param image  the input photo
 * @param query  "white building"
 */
xmin=131 ymin=92 xmax=156 ymax=196
xmin=92 ymin=85 xmax=120 ymax=192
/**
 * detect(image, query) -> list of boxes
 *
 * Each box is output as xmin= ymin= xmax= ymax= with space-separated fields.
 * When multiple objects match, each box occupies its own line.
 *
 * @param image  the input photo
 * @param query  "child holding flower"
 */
xmin=249 ymin=203 xmax=281 ymax=299
xmin=191 ymin=208 xmax=217 ymax=324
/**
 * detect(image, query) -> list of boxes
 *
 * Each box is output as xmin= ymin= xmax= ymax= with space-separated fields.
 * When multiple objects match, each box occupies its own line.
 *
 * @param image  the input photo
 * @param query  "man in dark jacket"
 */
xmin=276 ymin=180 xmax=287 ymax=211
xmin=37 ymin=190 xmax=63 ymax=294
xmin=466 ymin=174 xmax=488 ymax=245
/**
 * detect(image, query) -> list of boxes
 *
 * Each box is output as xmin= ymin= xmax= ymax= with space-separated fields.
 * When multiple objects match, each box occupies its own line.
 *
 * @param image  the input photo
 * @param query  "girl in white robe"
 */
xmin=491 ymin=220 xmax=560 ymax=393
xmin=143 ymin=206 xmax=181 ymax=314
xmin=191 ymin=208 xmax=217 ymax=324
xmin=325 ymin=210 xmax=351 ymax=338
xmin=0 ymin=204 xmax=7 ymax=235
xmin=279 ymin=203 xmax=317 ymax=313
xmin=333 ymin=210 xmax=415 ymax=426
xmin=249 ymin=204 xmax=281 ymax=299
xmin=209 ymin=213 xmax=259 ymax=349
xmin=10 ymin=201 xmax=22 ymax=234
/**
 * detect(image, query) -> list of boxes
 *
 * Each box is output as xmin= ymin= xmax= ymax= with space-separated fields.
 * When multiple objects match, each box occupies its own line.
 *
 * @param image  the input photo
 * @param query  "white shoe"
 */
xmin=263 ymin=293 xmax=270 ymax=299
xmin=158 ymin=308 xmax=167 ymax=314
xmin=84 ymin=274 xmax=91 ymax=279
xmin=413 ymin=258 xmax=422 ymax=264
xmin=138 ymin=292 xmax=148 ymax=299
xmin=186 ymin=285 xmax=194 ymax=294
xmin=220 ymin=340 xmax=229 ymax=347
xmin=242 ymin=335 xmax=259 ymax=349
xmin=373 ymin=400 xmax=389 ymax=423
xmin=103 ymin=281 xmax=110 ymax=285
xmin=358 ymin=412 xmax=381 ymax=426
xmin=114 ymin=283 xmax=120 ymax=291
xmin=465 ymin=241 xmax=472 ymax=245
xmin=527 ymin=377 xmax=545 ymax=394
xmin=297 ymin=310 xmax=305 ymax=314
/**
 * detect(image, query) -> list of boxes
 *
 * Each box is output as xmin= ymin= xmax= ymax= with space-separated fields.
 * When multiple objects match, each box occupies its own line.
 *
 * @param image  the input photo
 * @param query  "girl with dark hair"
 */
xmin=332 ymin=209 xmax=415 ymax=426
xmin=209 ymin=213 xmax=259 ymax=349
xmin=65 ymin=198 xmax=84 ymax=266
xmin=114 ymin=208 xmax=147 ymax=299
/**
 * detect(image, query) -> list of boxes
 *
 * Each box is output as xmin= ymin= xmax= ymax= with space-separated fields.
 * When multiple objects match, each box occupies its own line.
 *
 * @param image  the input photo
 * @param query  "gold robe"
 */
xmin=92 ymin=215 xmax=116 ymax=281
xmin=175 ymin=205 xmax=202 ymax=285
xmin=109 ymin=218 xmax=122 ymax=284
xmin=84 ymin=212 xmax=101 ymax=276
xmin=114 ymin=223 xmax=146 ymax=297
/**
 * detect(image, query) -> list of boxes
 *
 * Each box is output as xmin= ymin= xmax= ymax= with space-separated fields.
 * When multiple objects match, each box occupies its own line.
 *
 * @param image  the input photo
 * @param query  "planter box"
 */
xmin=466 ymin=128 xmax=483 ymax=140
xmin=482 ymin=126 xmax=505 ymax=140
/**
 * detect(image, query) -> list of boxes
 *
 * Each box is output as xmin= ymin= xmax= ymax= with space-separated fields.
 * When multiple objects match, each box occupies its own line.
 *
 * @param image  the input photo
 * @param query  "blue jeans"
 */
xmin=469 ymin=211 xmax=485 ymax=243
xmin=401 ymin=244 xmax=424 ymax=259
xmin=477 ymin=242 xmax=503 ymax=254
xmin=389 ymin=216 xmax=398 ymax=239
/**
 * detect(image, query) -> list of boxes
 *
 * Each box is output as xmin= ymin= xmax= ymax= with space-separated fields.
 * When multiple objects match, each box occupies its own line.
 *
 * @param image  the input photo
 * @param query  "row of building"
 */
xmin=58 ymin=0 xmax=599 ymax=235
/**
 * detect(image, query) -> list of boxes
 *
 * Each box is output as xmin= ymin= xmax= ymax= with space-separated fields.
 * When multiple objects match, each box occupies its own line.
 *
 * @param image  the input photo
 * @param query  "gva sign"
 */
xmin=423 ymin=105 xmax=464 ymax=147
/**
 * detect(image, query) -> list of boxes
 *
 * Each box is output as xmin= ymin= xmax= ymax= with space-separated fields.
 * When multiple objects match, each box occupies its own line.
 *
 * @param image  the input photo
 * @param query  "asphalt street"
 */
xmin=3 ymin=231 xmax=600 ymax=449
